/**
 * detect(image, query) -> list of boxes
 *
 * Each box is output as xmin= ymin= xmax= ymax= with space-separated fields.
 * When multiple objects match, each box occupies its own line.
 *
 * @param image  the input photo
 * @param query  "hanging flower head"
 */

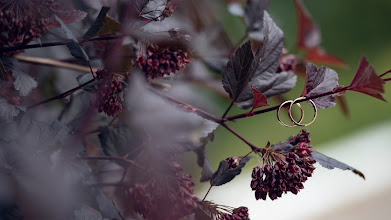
xmin=0 ymin=0 xmax=86 ymax=48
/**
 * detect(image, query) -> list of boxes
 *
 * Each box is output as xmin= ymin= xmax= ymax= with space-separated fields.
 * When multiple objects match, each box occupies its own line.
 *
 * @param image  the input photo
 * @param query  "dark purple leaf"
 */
xmin=210 ymin=156 xmax=252 ymax=186
xmin=238 ymin=12 xmax=295 ymax=108
xmin=54 ymin=15 xmax=90 ymax=62
xmin=311 ymin=151 xmax=365 ymax=179
xmin=294 ymin=0 xmax=320 ymax=50
xmin=251 ymin=85 xmax=269 ymax=110
xmin=302 ymin=63 xmax=339 ymax=109
xmin=347 ymin=56 xmax=385 ymax=101
xmin=223 ymin=12 xmax=294 ymax=109
xmin=222 ymin=41 xmax=254 ymax=102
xmin=83 ymin=7 xmax=121 ymax=40
xmin=244 ymin=0 xmax=270 ymax=41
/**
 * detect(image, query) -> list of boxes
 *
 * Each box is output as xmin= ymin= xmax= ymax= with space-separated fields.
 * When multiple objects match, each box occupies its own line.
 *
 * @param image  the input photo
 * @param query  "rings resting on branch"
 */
xmin=277 ymin=97 xmax=318 ymax=127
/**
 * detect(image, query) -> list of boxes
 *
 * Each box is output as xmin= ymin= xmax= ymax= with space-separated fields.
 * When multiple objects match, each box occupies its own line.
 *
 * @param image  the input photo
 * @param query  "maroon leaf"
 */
xmin=294 ymin=0 xmax=320 ymax=50
xmin=306 ymin=48 xmax=347 ymax=68
xmin=48 ymin=10 xmax=87 ymax=29
xmin=302 ymin=63 xmax=339 ymax=109
xmin=251 ymin=85 xmax=269 ymax=110
xmin=347 ymin=56 xmax=385 ymax=101
xmin=336 ymin=96 xmax=350 ymax=117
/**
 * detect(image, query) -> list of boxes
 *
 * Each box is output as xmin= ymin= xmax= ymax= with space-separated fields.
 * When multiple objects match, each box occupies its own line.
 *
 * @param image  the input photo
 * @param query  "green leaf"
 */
xmin=83 ymin=7 xmax=121 ymax=40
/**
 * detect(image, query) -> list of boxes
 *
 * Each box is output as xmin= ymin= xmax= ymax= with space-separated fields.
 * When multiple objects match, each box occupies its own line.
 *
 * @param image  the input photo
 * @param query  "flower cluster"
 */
xmin=276 ymin=54 xmax=297 ymax=73
xmin=94 ymin=69 xmax=125 ymax=117
xmin=132 ymin=162 xmax=197 ymax=220
xmin=0 ymin=0 xmax=59 ymax=47
xmin=136 ymin=44 xmax=191 ymax=79
xmin=251 ymin=131 xmax=316 ymax=200
xmin=221 ymin=206 xmax=250 ymax=220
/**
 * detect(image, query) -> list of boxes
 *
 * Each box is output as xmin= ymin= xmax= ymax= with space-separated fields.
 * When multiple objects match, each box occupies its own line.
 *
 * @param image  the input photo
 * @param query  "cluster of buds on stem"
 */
xmin=251 ymin=130 xmax=316 ymax=200
xmin=0 ymin=0 xmax=59 ymax=48
xmin=221 ymin=206 xmax=250 ymax=220
xmin=94 ymin=69 xmax=127 ymax=117
xmin=132 ymin=162 xmax=197 ymax=220
xmin=136 ymin=44 xmax=191 ymax=79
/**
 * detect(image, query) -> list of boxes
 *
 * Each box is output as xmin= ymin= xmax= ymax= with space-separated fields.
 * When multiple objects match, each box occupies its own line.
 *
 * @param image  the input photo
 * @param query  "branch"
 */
xmin=221 ymin=101 xmax=234 ymax=118
xmin=225 ymin=88 xmax=347 ymax=121
xmin=147 ymin=86 xmax=224 ymax=124
xmin=15 ymin=55 xmax=98 ymax=73
xmin=221 ymin=123 xmax=260 ymax=151
xmin=148 ymin=86 xmax=261 ymax=151
xmin=0 ymin=35 xmax=124 ymax=53
xmin=27 ymin=78 xmax=95 ymax=109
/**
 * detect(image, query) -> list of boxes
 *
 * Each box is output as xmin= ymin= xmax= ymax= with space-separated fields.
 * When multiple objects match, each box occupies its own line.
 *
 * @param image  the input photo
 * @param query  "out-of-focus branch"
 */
xmin=15 ymin=55 xmax=98 ymax=73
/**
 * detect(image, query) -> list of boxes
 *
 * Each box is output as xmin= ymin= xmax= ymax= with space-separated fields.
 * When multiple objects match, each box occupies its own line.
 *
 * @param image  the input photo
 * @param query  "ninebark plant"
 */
xmin=0 ymin=0 xmax=389 ymax=219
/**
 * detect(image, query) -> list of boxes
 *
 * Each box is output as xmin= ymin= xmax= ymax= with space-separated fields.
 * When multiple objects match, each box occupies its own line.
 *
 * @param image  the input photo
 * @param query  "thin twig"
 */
xmin=15 ymin=55 xmax=98 ymax=73
xmin=221 ymin=123 xmax=259 ymax=151
xmin=202 ymin=185 xmax=213 ymax=201
xmin=379 ymin=68 xmax=391 ymax=78
xmin=0 ymin=35 xmax=124 ymax=53
xmin=222 ymin=101 xmax=234 ymax=118
xmin=147 ymin=86 xmax=224 ymax=124
xmin=225 ymin=88 xmax=348 ymax=121
xmin=27 ymin=78 xmax=95 ymax=109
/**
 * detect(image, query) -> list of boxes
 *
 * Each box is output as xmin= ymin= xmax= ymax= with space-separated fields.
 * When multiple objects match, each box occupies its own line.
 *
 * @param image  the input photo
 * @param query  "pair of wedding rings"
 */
xmin=277 ymin=97 xmax=318 ymax=127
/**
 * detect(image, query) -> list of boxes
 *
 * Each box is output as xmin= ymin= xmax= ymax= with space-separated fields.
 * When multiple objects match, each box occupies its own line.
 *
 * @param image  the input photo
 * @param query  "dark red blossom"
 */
xmin=276 ymin=54 xmax=297 ymax=73
xmin=132 ymin=162 xmax=197 ymax=220
xmin=0 ymin=0 xmax=86 ymax=49
xmin=94 ymin=69 xmax=127 ymax=117
xmin=221 ymin=206 xmax=250 ymax=220
xmin=0 ymin=0 xmax=60 ymax=47
xmin=251 ymin=132 xmax=316 ymax=201
xmin=136 ymin=44 xmax=191 ymax=79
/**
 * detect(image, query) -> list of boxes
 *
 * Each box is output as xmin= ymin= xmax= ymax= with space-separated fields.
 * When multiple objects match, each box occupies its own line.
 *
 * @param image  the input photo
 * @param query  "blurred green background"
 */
xmin=193 ymin=0 xmax=391 ymax=184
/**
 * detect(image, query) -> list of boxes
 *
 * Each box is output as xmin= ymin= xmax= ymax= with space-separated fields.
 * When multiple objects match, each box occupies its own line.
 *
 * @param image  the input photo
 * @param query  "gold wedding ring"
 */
xmin=289 ymin=97 xmax=317 ymax=127
xmin=277 ymin=97 xmax=318 ymax=127
xmin=277 ymin=100 xmax=304 ymax=127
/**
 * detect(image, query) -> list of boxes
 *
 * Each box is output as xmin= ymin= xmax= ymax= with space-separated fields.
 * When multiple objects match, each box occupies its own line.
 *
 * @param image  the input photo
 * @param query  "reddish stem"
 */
xmin=222 ymin=101 xmax=234 ymax=118
xmin=202 ymin=185 xmax=213 ymax=201
xmin=225 ymin=88 xmax=349 ymax=121
xmin=221 ymin=123 xmax=259 ymax=151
